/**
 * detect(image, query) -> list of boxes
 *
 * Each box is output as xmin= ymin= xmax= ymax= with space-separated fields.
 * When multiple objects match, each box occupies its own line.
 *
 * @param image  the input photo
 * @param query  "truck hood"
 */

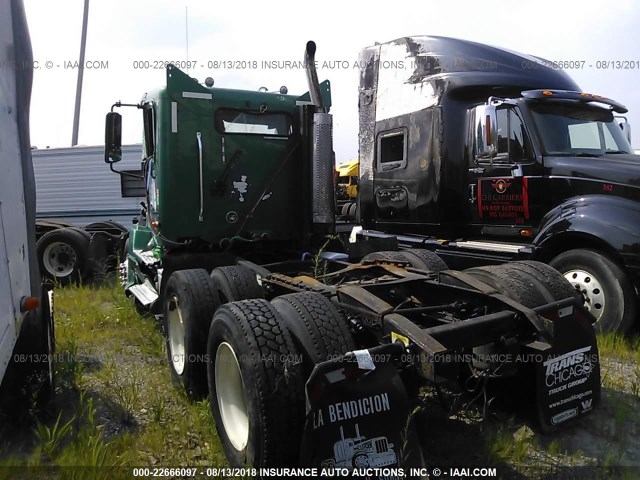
xmin=545 ymin=154 xmax=640 ymax=188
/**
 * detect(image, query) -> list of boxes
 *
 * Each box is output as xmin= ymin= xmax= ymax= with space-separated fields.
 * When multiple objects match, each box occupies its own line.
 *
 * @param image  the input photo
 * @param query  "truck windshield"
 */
xmin=527 ymin=101 xmax=632 ymax=156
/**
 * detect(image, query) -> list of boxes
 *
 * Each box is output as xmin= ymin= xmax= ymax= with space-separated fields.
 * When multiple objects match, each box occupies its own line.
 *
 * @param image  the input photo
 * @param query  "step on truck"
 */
xmin=0 ymin=0 xmax=55 ymax=413
xmin=103 ymin=40 xmax=601 ymax=471
xmin=33 ymin=144 xmax=144 ymax=285
xmin=355 ymin=36 xmax=639 ymax=334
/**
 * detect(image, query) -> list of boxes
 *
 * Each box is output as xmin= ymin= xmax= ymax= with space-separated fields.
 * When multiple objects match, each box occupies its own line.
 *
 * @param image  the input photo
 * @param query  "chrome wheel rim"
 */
xmin=563 ymin=269 xmax=606 ymax=322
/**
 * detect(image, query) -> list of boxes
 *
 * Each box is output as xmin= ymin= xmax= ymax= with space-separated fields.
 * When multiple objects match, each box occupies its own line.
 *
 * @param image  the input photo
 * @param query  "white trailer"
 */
xmin=32 ymin=144 xmax=144 ymax=227
xmin=0 ymin=0 xmax=54 ymax=407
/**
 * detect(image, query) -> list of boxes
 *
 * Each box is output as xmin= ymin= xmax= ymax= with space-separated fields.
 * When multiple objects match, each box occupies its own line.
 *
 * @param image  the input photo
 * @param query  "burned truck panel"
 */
xmin=358 ymin=36 xmax=579 ymax=235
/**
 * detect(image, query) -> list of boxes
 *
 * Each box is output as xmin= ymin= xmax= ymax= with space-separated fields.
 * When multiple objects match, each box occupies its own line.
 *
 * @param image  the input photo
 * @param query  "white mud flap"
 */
xmin=299 ymin=343 xmax=424 ymax=477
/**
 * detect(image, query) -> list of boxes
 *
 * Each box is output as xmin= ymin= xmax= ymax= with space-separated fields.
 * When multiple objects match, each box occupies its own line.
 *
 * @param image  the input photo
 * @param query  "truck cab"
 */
xmin=357 ymin=36 xmax=640 ymax=333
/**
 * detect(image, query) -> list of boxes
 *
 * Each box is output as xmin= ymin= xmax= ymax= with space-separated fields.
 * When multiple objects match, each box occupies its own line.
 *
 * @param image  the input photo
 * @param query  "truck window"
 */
xmin=568 ymin=123 xmax=600 ymax=149
xmin=494 ymin=108 xmax=530 ymax=163
xmin=377 ymin=129 xmax=407 ymax=170
xmin=215 ymin=109 xmax=292 ymax=136
xmin=120 ymin=170 xmax=145 ymax=197
xmin=528 ymin=102 xmax=632 ymax=156
xmin=143 ymin=106 xmax=155 ymax=158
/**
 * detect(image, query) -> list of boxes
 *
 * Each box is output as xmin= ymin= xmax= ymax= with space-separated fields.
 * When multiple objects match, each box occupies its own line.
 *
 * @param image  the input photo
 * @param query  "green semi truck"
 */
xmin=103 ymin=41 xmax=601 ymax=470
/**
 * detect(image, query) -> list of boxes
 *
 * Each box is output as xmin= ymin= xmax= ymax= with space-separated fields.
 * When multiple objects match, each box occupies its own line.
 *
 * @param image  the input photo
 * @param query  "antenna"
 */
xmin=185 ymin=4 xmax=189 ymax=74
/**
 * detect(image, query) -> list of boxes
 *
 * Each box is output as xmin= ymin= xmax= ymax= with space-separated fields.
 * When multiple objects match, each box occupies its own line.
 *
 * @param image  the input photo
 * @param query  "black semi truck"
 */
xmin=355 ymin=36 xmax=639 ymax=334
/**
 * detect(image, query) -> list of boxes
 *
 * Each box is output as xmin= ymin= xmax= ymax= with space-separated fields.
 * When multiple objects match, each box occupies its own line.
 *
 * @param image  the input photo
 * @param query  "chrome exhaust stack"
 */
xmin=305 ymin=41 xmax=335 ymax=224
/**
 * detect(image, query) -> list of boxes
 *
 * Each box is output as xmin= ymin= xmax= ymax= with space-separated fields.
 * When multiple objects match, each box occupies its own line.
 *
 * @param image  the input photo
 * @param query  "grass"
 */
xmin=596 ymin=332 xmax=640 ymax=363
xmin=0 ymin=280 xmax=228 ymax=471
xmin=3 ymin=281 xmax=640 ymax=475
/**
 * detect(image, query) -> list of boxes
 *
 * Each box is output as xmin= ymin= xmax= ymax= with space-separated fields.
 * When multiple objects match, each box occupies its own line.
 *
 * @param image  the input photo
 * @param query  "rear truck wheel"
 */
xmin=271 ymin=292 xmax=355 ymax=374
xmin=550 ymin=249 xmax=636 ymax=333
xmin=362 ymin=249 xmax=448 ymax=272
xmin=36 ymin=227 xmax=90 ymax=285
xmin=499 ymin=261 xmax=582 ymax=306
xmin=465 ymin=265 xmax=545 ymax=309
xmin=399 ymin=249 xmax=448 ymax=272
xmin=341 ymin=202 xmax=351 ymax=217
xmin=210 ymin=264 xmax=264 ymax=304
xmin=463 ymin=264 xmax=547 ymax=376
xmin=207 ymin=299 xmax=305 ymax=467
xmin=361 ymin=250 xmax=410 ymax=265
xmin=163 ymin=269 xmax=219 ymax=399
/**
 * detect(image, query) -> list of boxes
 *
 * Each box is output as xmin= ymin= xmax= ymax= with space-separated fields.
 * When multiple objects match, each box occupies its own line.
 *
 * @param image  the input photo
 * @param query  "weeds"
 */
xmin=312 ymin=235 xmax=338 ymax=280
xmin=34 ymin=412 xmax=75 ymax=460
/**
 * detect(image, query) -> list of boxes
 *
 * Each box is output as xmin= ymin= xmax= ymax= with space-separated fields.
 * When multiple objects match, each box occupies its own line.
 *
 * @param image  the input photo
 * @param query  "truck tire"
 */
xmin=550 ymin=249 xmax=636 ymax=333
xmin=464 ymin=265 xmax=545 ymax=309
xmin=210 ymin=265 xmax=264 ymax=304
xmin=36 ymin=227 xmax=90 ymax=285
xmin=362 ymin=249 xmax=448 ymax=273
xmin=361 ymin=250 xmax=410 ymax=265
xmin=500 ymin=261 xmax=583 ymax=305
xmin=271 ymin=292 xmax=355 ymax=373
xmin=400 ymin=249 xmax=448 ymax=272
xmin=207 ymin=299 xmax=305 ymax=467
xmin=348 ymin=202 xmax=357 ymax=219
xmin=163 ymin=269 xmax=219 ymax=399
xmin=341 ymin=203 xmax=352 ymax=217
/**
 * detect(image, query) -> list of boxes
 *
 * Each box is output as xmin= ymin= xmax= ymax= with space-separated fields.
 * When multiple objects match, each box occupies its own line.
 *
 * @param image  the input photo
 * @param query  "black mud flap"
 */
xmin=532 ymin=304 xmax=601 ymax=429
xmin=299 ymin=343 xmax=425 ymax=478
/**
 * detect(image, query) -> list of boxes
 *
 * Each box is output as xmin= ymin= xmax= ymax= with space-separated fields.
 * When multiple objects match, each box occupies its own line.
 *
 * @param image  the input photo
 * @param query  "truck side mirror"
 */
xmin=619 ymin=121 xmax=632 ymax=145
xmin=474 ymin=105 xmax=498 ymax=160
xmin=105 ymin=112 xmax=122 ymax=163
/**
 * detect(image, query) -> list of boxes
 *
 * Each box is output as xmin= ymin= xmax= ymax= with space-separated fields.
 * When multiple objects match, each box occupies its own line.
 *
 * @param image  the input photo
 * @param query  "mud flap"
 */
xmin=299 ymin=343 xmax=425 ymax=477
xmin=532 ymin=304 xmax=601 ymax=429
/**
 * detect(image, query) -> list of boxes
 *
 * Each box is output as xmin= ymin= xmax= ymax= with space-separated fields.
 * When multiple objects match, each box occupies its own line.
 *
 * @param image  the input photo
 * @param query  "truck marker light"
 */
xmin=542 ymin=90 xmax=553 ymax=96
xmin=20 ymin=296 xmax=40 ymax=312
xmin=520 ymin=229 xmax=533 ymax=237
xmin=151 ymin=220 xmax=159 ymax=229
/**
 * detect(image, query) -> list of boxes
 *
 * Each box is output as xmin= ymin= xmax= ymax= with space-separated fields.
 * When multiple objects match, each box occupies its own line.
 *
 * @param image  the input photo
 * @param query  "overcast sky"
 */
xmin=24 ymin=0 xmax=640 ymax=161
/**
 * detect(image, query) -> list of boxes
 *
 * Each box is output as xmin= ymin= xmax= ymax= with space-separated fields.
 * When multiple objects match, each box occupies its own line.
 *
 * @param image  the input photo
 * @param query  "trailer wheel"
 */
xmin=210 ymin=265 xmax=264 ymax=304
xmin=550 ymin=249 xmax=636 ymax=333
xmin=271 ymin=292 xmax=355 ymax=373
xmin=400 ymin=249 xmax=448 ymax=272
xmin=164 ymin=269 xmax=219 ymax=399
xmin=207 ymin=299 xmax=305 ymax=467
xmin=37 ymin=227 xmax=90 ymax=285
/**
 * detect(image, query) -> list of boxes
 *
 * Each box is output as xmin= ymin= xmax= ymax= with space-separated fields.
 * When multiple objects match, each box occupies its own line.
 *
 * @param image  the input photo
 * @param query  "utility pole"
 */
xmin=71 ymin=0 xmax=89 ymax=146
